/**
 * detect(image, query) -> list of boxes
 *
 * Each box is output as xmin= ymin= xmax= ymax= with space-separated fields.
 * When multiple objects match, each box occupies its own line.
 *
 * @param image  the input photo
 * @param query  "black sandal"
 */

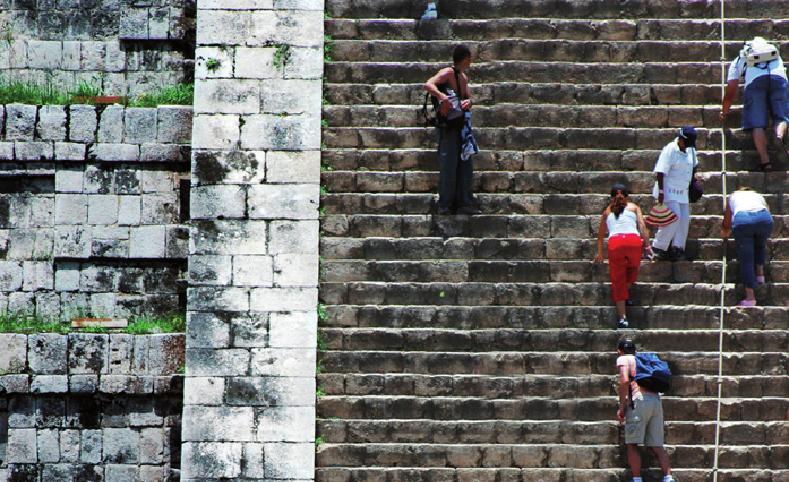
xmin=753 ymin=161 xmax=773 ymax=172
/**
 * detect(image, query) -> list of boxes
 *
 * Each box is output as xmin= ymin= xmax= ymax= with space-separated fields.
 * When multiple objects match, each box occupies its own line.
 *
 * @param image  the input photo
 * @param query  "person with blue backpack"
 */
xmin=616 ymin=337 xmax=676 ymax=482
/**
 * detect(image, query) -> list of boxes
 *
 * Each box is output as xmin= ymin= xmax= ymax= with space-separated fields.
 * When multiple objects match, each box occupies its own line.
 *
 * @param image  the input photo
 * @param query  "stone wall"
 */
xmin=0 ymin=103 xmax=192 ymax=321
xmin=0 ymin=0 xmax=196 ymax=96
xmin=181 ymin=0 xmax=324 ymax=480
xmin=0 ymin=332 xmax=185 ymax=481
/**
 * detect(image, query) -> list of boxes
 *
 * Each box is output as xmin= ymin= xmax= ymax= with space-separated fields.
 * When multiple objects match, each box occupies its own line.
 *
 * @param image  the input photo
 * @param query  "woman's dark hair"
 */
xmin=618 ymin=336 xmax=636 ymax=354
xmin=609 ymin=183 xmax=629 ymax=219
xmin=453 ymin=44 xmax=472 ymax=64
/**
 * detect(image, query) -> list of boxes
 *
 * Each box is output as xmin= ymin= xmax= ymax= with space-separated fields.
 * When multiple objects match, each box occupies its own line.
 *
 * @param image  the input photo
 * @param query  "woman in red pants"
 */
xmin=594 ymin=184 xmax=652 ymax=329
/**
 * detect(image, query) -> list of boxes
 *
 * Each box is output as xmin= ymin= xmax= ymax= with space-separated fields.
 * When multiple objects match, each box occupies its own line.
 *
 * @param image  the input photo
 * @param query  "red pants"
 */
xmin=608 ymin=234 xmax=642 ymax=302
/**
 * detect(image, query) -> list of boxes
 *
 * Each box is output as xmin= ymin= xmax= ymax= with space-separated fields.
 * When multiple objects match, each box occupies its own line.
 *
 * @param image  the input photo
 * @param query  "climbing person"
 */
xmin=651 ymin=126 xmax=699 ymax=261
xmin=423 ymin=44 xmax=480 ymax=215
xmin=616 ymin=337 xmax=676 ymax=482
xmin=721 ymin=187 xmax=774 ymax=307
xmin=594 ymin=184 xmax=652 ymax=329
xmin=721 ymin=37 xmax=789 ymax=172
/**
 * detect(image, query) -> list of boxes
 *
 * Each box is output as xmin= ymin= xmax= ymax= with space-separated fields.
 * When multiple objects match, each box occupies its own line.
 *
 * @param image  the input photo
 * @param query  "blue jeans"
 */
xmin=732 ymin=210 xmax=773 ymax=289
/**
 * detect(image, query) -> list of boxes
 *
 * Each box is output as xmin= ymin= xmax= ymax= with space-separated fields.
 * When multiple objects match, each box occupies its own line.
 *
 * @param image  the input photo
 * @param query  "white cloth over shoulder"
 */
xmin=727 ymin=56 xmax=787 ymax=88
xmin=652 ymin=140 xmax=698 ymax=204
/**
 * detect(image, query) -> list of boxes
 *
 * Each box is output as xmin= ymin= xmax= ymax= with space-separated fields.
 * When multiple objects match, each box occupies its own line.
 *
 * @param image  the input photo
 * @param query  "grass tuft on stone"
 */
xmin=0 ymin=313 xmax=69 ymax=334
xmin=128 ymin=83 xmax=194 ymax=107
xmin=125 ymin=314 xmax=186 ymax=334
xmin=0 ymin=312 xmax=186 ymax=334
xmin=0 ymin=78 xmax=193 ymax=106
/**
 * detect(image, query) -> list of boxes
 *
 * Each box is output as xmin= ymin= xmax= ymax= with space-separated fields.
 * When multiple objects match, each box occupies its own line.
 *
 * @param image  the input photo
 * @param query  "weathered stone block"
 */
xmin=120 ymin=7 xmax=149 ymax=39
xmin=54 ymin=226 xmax=91 ymax=258
xmin=249 ymin=287 xmax=317 ymax=311
xmin=0 ymin=261 xmax=24 ymax=291
xmin=129 ymin=226 xmax=166 ymax=258
xmin=54 ymin=142 xmax=87 ymax=161
xmin=229 ymin=313 xmax=268 ymax=348
xmin=250 ymin=348 xmax=315 ymax=377
xmin=189 ymin=255 xmax=233 ymax=286
xmin=60 ymin=429 xmax=80 ymax=462
xmin=190 ymin=185 xmax=246 ymax=219
xmin=125 ymin=108 xmax=158 ymax=144
xmin=195 ymin=79 xmax=260 ymax=114
xmin=157 ymin=106 xmax=192 ymax=144
xmin=103 ymin=428 xmax=139 ymax=463
xmin=37 ymin=105 xmax=67 ymax=141
xmin=273 ymin=253 xmax=318 ymax=286
xmin=69 ymin=374 xmax=99 ymax=393
xmin=192 ymin=149 xmax=265 ymax=185
xmin=185 ymin=348 xmax=249 ymax=376
xmin=264 ymin=442 xmax=315 ymax=478
xmin=269 ymin=311 xmax=317 ymax=348
xmin=55 ymin=194 xmax=88 ymax=225
xmin=54 ymin=263 xmax=80 ymax=292
xmin=232 ymin=255 xmax=273 ymax=287
xmin=80 ymin=430 xmax=103 ymax=463
xmin=247 ymin=184 xmax=319 ymax=219
xmin=140 ymin=143 xmax=185 ymax=162
xmin=104 ymin=40 xmax=126 ymax=72
xmin=27 ymin=40 xmax=62 ymax=69
xmin=257 ymin=406 xmax=315 ymax=442
xmin=261 ymin=79 xmax=321 ymax=114
xmin=118 ymin=196 xmax=142 ymax=226
xmin=62 ymin=41 xmax=81 ymax=70
xmin=28 ymin=334 xmax=67 ymax=374
xmin=191 ymin=115 xmax=240 ymax=149
xmin=234 ymin=47 xmax=276 ymax=78
xmin=80 ymin=41 xmax=106 ymax=70
xmin=140 ymin=427 xmax=165 ymax=464
xmin=91 ymin=143 xmax=140 ymax=162
xmin=7 ymin=428 xmax=37 ymax=463
xmin=284 ymin=46 xmax=323 ymax=79
xmin=266 ymin=150 xmax=320 ymax=183
xmin=196 ymin=10 xmax=250 ymax=45
xmin=249 ymin=10 xmax=323 ymax=47
xmin=15 ymin=141 xmax=54 ymax=161
xmin=182 ymin=442 xmax=243 ymax=479
xmin=0 ymin=141 xmax=13 ymax=160
xmin=69 ymin=105 xmax=98 ymax=143
xmin=31 ymin=375 xmax=68 ymax=393
xmin=240 ymin=113 xmax=321 ymax=150
xmin=68 ymin=333 xmax=109 ymax=374
xmin=98 ymin=105 xmax=125 ymax=143
xmin=23 ymin=261 xmax=54 ymax=291
xmin=190 ymin=220 xmax=268 ymax=255
xmin=269 ymin=220 xmax=319 ymax=254
xmin=87 ymin=195 xmax=120 ymax=225
xmin=184 ymin=377 xmax=225 ymax=405
xmin=0 ymin=334 xmax=27 ymax=373
xmin=182 ymin=406 xmax=256 ymax=442
xmin=195 ymin=47 xmax=234 ymax=79
xmin=0 ymin=374 xmax=29 ymax=393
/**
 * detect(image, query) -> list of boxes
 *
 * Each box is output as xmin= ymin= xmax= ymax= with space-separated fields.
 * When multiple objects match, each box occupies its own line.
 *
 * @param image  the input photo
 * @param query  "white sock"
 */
xmin=632 ymin=478 xmax=643 ymax=482
xmin=663 ymin=476 xmax=674 ymax=482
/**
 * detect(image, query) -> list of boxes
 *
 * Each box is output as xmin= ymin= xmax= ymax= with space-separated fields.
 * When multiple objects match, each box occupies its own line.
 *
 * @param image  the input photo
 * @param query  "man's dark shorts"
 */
xmin=742 ymin=75 xmax=789 ymax=130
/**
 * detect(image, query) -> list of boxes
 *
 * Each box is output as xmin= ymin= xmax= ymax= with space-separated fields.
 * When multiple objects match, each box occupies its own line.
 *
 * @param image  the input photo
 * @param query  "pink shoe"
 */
xmin=756 ymin=276 xmax=765 ymax=285
xmin=737 ymin=299 xmax=757 ymax=307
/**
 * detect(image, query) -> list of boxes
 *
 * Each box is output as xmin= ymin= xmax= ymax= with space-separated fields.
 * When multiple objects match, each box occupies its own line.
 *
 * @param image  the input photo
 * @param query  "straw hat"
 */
xmin=645 ymin=204 xmax=678 ymax=228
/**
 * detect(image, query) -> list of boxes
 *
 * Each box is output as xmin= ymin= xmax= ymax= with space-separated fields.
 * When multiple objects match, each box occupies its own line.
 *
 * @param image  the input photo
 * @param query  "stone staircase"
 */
xmin=317 ymin=2 xmax=789 ymax=481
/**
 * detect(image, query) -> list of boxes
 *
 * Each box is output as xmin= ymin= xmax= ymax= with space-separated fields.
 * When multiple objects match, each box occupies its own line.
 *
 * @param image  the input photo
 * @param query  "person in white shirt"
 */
xmin=720 ymin=37 xmax=789 ymax=172
xmin=721 ymin=187 xmax=774 ymax=307
xmin=616 ymin=337 xmax=675 ymax=482
xmin=651 ymin=127 xmax=699 ymax=261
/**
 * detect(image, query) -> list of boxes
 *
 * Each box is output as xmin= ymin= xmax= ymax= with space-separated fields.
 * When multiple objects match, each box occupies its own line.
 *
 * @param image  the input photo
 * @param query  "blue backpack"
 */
xmin=634 ymin=352 xmax=671 ymax=393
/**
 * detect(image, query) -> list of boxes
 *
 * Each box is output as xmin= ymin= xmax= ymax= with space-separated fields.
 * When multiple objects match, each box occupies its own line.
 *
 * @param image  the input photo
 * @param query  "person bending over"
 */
xmin=595 ymin=184 xmax=652 ymax=329
xmin=424 ymin=44 xmax=479 ymax=215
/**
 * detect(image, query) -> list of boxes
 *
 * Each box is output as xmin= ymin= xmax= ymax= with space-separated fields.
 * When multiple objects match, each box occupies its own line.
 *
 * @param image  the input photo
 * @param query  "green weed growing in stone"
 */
xmin=316 ymin=360 xmax=324 ymax=375
xmin=320 ymin=185 xmax=328 ymax=196
xmin=125 ymin=314 xmax=186 ymax=334
xmin=324 ymin=35 xmax=334 ymax=62
xmin=176 ymin=363 xmax=186 ymax=374
xmin=322 ymin=95 xmax=330 ymax=106
xmin=0 ymin=78 xmax=71 ymax=105
xmin=321 ymin=118 xmax=329 ymax=128
xmin=0 ymin=313 xmax=68 ymax=334
xmin=205 ymin=57 xmax=221 ymax=72
xmin=71 ymin=80 xmax=103 ymax=98
xmin=317 ymin=330 xmax=327 ymax=351
xmin=273 ymin=44 xmax=292 ymax=69
xmin=320 ymin=160 xmax=333 ymax=172
xmin=316 ymin=387 xmax=326 ymax=398
xmin=317 ymin=303 xmax=328 ymax=323
xmin=128 ymin=83 xmax=194 ymax=107
xmin=315 ymin=436 xmax=325 ymax=447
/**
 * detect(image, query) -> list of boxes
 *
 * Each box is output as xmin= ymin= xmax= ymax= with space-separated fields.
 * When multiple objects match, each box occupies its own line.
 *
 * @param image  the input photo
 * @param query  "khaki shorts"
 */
xmin=625 ymin=393 xmax=665 ymax=446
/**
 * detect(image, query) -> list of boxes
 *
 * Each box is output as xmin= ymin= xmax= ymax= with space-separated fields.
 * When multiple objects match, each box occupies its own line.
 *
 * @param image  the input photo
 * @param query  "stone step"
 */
xmin=324 ymin=83 xmax=724 ymax=107
xmin=320 ymin=171 xmax=789 ymax=195
xmin=317 ymin=373 xmax=789 ymax=399
xmin=325 ymin=0 xmax=788 ymax=20
xmin=324 ymin=104 xmax=740 ymax=129
xmin=319 ymin=328 xmax=789 ymax=352
xmin=325 ymin=61 xmax=725 ymax=85
xmin=318 ymin=351 xmax=789 ymax=377
xmin=320 ymin=260 xmax=789 ymax=284
xmin=317 ymin=419 xmax=789 ymax=445
xmin=317 ymin=395 xmax=789 ymax=421
xmin=321 ymin=148 xmax=762 ymax=172
xmin=315 ymin=442 xmax=789 ymax=469
xmin=323 ymin=126 xmax=771 ymax=151
xmin=326 ymin=18 xmax=789 ymax=42
xmin=322 ymin=305 xmax=789 ymax=331
xmin=319 ymin=214 xmax=789 ymax=240
xmin=321 ymin=236 xmax=789 ymax=261
xmin=320 ymin=193 xmax=789 ymax=217
xmin=320 ymin=281 xmax=789 ymax=307
xmin=315 ymin=467 xmax=789 ymax=482
xmin=329 ymin=40 xmax=789 ymax=64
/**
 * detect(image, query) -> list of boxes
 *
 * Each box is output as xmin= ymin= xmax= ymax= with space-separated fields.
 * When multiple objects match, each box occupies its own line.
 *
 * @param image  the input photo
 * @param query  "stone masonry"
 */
xmin=181 ymin=1 xmax=323 ymax=480
xmin=0 ymin=333 xmax=185 ymax=480
xmin=0 ymin=104 xmax=192 ymax=321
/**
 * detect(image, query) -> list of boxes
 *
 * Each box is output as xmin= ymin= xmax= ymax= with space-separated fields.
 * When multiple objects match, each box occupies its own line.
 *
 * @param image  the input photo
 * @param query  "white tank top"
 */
xmin=606 ymin=209 xmax=639 ymax=237
xmin=729 ymin=191 xmax=768 ymax=216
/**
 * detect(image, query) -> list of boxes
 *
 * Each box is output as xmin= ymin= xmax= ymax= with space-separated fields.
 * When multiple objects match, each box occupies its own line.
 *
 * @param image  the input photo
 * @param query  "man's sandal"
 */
xmin=753 ymin=161 xmax=773 ymax=172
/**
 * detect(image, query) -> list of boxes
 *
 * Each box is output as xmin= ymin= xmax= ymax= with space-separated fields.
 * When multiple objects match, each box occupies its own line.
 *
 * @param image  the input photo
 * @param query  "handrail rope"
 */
xmin=711 ymin=0 xmax=728 ymax=480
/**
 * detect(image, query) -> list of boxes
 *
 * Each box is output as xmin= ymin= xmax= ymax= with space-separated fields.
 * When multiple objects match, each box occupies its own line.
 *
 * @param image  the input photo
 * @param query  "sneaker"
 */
xmin=617 ymin=318 xmax=629 ymax=330
xmin=737 ymin=299 xmax=757 ymax=307
xmin=457 ymin=205 xmax=481 ymax=215
xmin=652 ymin=246 xmax=673 ymax=261
xmin=756 ymin=275 xmax=765 ymax=285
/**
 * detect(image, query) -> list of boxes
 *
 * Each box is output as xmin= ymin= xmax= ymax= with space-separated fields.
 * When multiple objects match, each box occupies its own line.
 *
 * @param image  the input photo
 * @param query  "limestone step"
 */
xmin=317 ymin=419 xmax=789 ymax=445
xmin=319 ymin=214 xmax=789 ymax=240
xmin=325 ymin=61 xmax=725 ymax=85
xmin=320 ymin=193 xmax=789 ymax=217
xmin=324 ymin=103 xmax=739 ymax=129
xmin=323 ymin=126 xmax=770 ymax=151
xmin=317 ymin=374 xmax=789 ymax=398
xmin=319 ymin=328 xmax=789 ymax=353
xmin=322 ymin=305 xmax=789 ymax=331
xmin=320 ymin=171 xmax=788 ymax=195
xmin=324 ymin=83 xmax=724 ymax=107
xmin=321 ymin=236 xmax=789 ymax=261
xmin=315 ymin=442 xmax=789 ymax=469
xmin=315 ymin=467 xmax=789 ymax=482
xmin=325 ymin=0 xmax=788 ymax=20
xmin=321 ymin=148 xmax=762 ymax=172
xmin=320 ymin=260 xmax=789 ymax=284
xmin=329 ymin=40 xmax=789 ymax=64
xmin=318 ymin=351 xmax=789 ymax=377
xmin=320 ymin=281 xmax=789 ymax=307
xmin=326 ymin=18 xmax=789 ymax=42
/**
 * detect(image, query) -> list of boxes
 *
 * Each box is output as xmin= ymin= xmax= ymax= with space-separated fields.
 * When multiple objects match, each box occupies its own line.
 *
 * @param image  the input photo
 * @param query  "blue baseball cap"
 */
xmin=678 ymin=126 xmax=697 ymax=148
